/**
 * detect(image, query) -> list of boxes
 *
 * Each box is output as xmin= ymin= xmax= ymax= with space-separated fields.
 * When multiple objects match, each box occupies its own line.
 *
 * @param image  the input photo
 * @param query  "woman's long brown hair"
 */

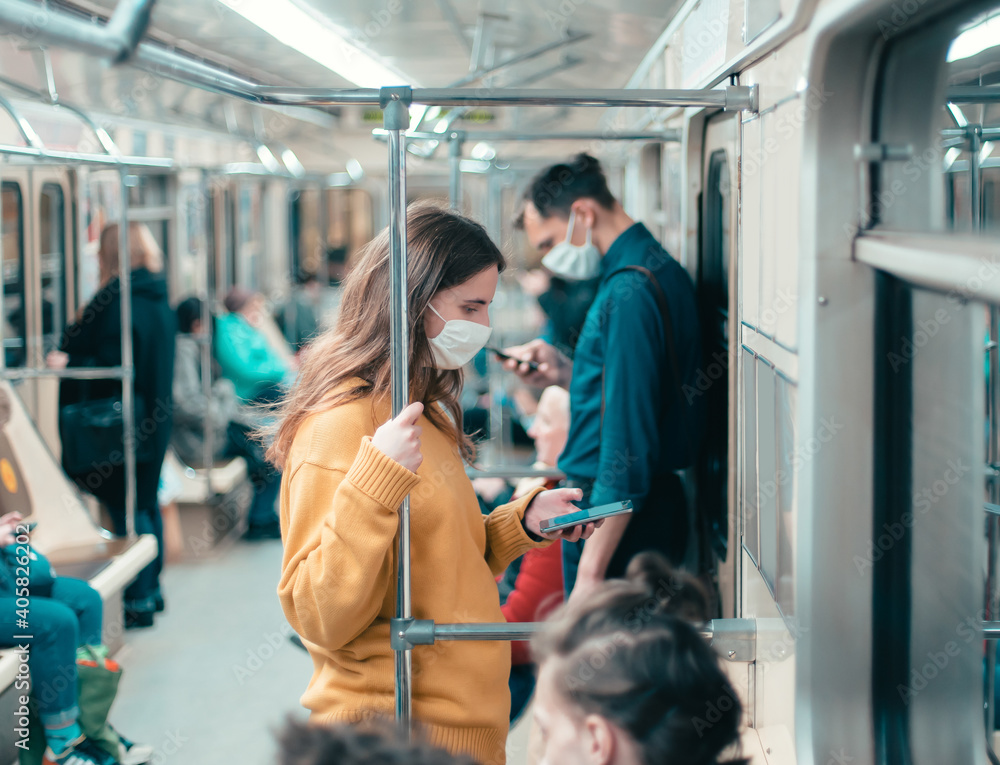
xmin=267 ymin=203 xmax=506 ymax=469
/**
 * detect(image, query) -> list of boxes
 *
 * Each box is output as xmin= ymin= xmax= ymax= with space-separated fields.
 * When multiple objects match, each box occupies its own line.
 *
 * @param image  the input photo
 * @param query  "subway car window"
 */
xmin=78 ymin=173 xmax=121 ymax=306
xmin=39 ymin=183 xmax=66 ymax=355
xmin=1 ymin=182 xmax=25 ymax=368
xmin=237 ymin=184 xmax=261 ymax=289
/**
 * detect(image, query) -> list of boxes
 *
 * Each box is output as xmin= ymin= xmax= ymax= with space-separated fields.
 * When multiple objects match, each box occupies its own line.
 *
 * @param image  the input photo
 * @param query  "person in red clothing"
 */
xmin=497 ymin=386 xmax=571 ymax=722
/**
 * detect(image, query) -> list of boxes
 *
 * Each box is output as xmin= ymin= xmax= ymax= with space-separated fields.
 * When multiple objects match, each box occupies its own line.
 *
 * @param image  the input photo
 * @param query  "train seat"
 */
xmin=162 ymin=450 xmax=252 ymax=558
xmin=0 ymin=381 xmax=157 ymax=647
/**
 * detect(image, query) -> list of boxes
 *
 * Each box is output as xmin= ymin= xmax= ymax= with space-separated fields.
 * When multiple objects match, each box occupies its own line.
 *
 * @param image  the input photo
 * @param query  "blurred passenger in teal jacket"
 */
xmin=215 ymin=287 xmax=292 ymax=403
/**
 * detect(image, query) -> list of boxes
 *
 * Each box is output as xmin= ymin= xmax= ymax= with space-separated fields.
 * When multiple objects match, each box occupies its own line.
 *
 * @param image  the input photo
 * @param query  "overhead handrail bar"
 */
xmin=373 ymin=129 xmax=684 ymax=142
xmin=52 ymin=103 xmax=122 ymax=157
xmin=0 ymin=0 xmax=156 ymax=64
xmin=0 ymin=92 xmax=43 ymax=149
xmin=0 ymin=144 xmax=171 ymax=167
xmin=0 ymin=74 xmax=127 ymax=157
xmin=949 ymin=86 xmax=1000 ymax=104
xmin=942 ymin=126 xmax=1000 ymax=141
xmin=447 ymin=32 xmax=591 ymax=89
xmin=0 ymin=1 xmax=759 ymax=115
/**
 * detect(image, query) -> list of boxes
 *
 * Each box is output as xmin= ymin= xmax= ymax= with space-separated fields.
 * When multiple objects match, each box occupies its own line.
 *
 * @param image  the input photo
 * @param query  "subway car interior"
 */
xmin=0 ymin=0 xmax=996 ymax=763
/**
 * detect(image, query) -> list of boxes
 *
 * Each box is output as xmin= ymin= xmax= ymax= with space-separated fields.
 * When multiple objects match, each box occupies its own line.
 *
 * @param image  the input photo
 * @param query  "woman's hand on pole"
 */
xmin=45 ymin=350 xmax=69 ymax=370
xmin=523 ymin=488 xmax=603 ymax=543
xmin=500 ymin=339 xmax=572 ymax=388
xmin=372 ymin=401 xmax=424 ymax=473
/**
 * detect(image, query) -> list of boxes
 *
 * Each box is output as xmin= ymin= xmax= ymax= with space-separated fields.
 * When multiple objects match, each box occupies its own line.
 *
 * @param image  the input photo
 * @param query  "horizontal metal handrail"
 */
xmin=435 ymin=623 xmax=544 ymax=641
xmin=983 ymin=622 xmax=1000 ymax=639
xmin=2 ymin=367 xmax=129 ymax=381
xmin=372 ymin=129 xmax=684 ymax=142
xmin=0 ymin=144 xmax=171 ymax=167
xmin=466 ymin=467 xmax=566 ymax=481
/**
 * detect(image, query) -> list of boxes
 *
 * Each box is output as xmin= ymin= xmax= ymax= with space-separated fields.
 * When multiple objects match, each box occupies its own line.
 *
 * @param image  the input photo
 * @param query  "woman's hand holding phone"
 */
xmin=372 ymin=402 xmax=424 ymax=473
xmin=523 ymin=488 xmax=603 ymax=543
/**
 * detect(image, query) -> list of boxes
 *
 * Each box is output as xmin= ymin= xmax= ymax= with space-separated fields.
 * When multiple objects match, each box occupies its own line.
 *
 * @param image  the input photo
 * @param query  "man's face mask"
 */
xmin=541 ymin=209 xmax=601 ymax=281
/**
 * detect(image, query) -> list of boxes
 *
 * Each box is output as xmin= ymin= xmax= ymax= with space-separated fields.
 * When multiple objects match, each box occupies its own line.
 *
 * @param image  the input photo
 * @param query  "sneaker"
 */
xmin=114 ymin=731 xmax=154 ymax=765
xmin=44 ymin=735 xmax=119 ymax=765
xmin=124 ymin=607 xmax=154 ymax=630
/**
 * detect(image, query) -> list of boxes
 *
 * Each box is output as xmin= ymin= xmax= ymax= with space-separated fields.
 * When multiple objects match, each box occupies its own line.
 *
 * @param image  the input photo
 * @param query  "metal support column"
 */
xmin=118 ymin=168 xmax=138 ymax=539
xmin=448 ymin=134 xmax=464 ymax=210
xmin=988 ymin=313 xmax=999 ymax=735
xmin=971 ymin=125 xmax=983 ymax=231
xmin=381 ymin=86 xmax=414 ymax=729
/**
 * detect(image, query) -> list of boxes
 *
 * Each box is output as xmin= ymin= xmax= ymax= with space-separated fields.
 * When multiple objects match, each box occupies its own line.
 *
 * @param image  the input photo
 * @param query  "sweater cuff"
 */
xmin=346 ymin=436 xmax=421 ymax=509
xmin=486 ymin=486 xmax=551 ymax=560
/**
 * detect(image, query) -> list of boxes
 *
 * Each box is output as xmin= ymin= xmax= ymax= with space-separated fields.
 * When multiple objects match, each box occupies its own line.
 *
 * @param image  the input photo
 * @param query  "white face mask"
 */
xmin=540 ymin=209 xmax=602 ymax=281
xmin=426 ymin=303 xmax=493 ymax=370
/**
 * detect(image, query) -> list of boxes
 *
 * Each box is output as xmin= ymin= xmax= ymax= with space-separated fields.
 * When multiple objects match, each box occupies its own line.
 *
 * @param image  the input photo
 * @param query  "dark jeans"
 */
xmin=509 ymin=664 xmax=535 ymax=724
xmin=96 ymin=459 xmax=165 ymax=615
xmin=562 ymin=473 xmax=688 ymax=596
xmin=0 ymin=577 xmax=102 ymax=725
xmin=226 ymin=422 xmax=281 ymax=527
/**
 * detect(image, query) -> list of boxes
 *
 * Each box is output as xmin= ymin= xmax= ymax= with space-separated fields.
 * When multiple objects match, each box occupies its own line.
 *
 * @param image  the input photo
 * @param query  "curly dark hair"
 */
xmin=532 ymin=552 xmax=748 ymax=765
xmin=278 ymin=719 xmax=479 ymax=765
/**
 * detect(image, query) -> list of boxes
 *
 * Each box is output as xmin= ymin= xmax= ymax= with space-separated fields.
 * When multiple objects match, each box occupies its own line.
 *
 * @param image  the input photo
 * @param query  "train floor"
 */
xmin=108 ymin=537 xmax=535 ymax=765
xmin=110 ymin=539 xmax=312 ymax=765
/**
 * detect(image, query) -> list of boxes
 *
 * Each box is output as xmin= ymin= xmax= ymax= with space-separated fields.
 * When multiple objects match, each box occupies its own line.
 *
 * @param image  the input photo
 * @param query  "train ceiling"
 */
xmin=0 ymin=0 xmax=680 ymax=173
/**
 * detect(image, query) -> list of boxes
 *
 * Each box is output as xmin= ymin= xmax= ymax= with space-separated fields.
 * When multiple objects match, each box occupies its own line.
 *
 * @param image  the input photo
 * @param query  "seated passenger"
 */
xmin=531 ymin=552 xmax=746 ymax=765
xmin=494 ymin=386 xmax=572 ymax=722
xmin=278 ymin=719 xmax=476 ymax=765
xmin=173 ymin=297 xmax=282 ymax=540
xmin=0 ymin=512 xmax=151 ymax=765
xmin=214 ymin=288 xmax=292 ymax=404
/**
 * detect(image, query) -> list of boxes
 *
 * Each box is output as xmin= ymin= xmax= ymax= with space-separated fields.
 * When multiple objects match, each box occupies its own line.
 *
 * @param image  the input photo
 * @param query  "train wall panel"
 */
xmin=741 ymin=115 xmax=763 ymax=329
xmin=758 ymin=111 xmax=780 ymax=339
xmin=769 ymin=105 xmax=802 ymax=351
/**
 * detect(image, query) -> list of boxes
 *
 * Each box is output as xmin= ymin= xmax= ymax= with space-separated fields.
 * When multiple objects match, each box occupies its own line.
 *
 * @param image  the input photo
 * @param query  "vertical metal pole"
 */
xmin=485 ymin=163 xmax=503 ymax=462
xmin=971 ymin=126 xmax=983 ymax=231
xmin=383 ymin=89 xmax=413 ymax=729
xmin=448 ymin=135 xmax=463 ymax=211
xmin=118 ymin=168 xmax=137 ymax=539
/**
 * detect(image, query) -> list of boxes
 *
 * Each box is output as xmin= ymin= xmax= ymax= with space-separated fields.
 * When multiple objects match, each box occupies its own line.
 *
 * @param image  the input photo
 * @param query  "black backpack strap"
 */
xmin=600 ymin=265 xmax=684 ymax=427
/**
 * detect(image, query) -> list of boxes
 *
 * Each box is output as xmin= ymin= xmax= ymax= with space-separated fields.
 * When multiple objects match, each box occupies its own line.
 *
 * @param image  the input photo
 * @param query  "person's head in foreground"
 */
xmin=279 ymin=719 xmax=477 ymax=765
xmin=531 ymin=552 xmax=747 ymax=765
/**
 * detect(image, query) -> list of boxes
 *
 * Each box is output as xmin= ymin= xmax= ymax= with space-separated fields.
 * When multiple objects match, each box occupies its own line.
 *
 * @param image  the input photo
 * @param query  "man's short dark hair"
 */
xmin=176 ymin=296 xmax=203 ymax=335
xmin=515 ymin=152 xmax=615 ymax=229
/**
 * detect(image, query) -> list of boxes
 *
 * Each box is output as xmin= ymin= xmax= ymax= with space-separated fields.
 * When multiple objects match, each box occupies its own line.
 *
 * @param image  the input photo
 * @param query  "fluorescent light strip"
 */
xmin=947 ymin=14 xmax=1000 ymax=63
xmin=219 ymin=0 xmax=416 ymax=88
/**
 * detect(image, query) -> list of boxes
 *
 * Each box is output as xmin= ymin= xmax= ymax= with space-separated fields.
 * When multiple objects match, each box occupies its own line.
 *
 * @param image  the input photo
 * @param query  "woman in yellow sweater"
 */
xmin=269 ymin=205 xmax=598 ymax=765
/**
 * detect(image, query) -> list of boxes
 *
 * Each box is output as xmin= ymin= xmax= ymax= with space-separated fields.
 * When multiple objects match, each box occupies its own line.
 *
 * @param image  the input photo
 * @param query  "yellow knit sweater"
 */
xmin=277 ymin=386 xmax=547 ymax=765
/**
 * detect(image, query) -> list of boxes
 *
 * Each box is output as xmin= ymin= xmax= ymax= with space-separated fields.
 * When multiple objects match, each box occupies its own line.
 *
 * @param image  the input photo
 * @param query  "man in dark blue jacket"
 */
xmin=505 ymin=153 xmax=702 ymax=604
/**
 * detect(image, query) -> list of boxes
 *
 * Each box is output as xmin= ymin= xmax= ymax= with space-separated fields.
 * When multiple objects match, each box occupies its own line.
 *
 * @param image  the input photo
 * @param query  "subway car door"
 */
xmin=698 ymin=114 xmax=739 ymax=616
xmin=29 ymin=168 xmax=74 ymax=451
